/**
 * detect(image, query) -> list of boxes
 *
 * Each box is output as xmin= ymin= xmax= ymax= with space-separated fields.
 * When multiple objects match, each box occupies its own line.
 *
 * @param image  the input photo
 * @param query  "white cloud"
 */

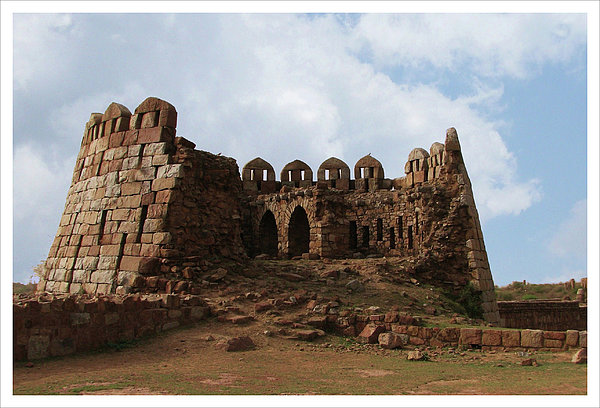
xmin=541 ymin=268 xmax=587 ymax=285
xmin=548 ymin=199 xmax=587 ymax=259
xmin=13 ymin=144 xmax=73 ymax=222
xmin=351 ymin=14 xmax=587 ymax=78
xmin=13 ymin=14 xmax=75 ymax=90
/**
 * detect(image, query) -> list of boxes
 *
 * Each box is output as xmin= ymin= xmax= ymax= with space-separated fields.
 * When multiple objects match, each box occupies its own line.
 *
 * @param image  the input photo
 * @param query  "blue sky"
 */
xmin=3 ymin=5 xmax=598 ymax=288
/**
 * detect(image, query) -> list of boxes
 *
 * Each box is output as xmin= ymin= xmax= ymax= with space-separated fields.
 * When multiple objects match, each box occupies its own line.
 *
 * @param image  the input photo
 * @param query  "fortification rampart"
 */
xmin=498 ymin=300 xmax=587 ymax=331
xmin=38 ymin=97 xmax=500 ymax=324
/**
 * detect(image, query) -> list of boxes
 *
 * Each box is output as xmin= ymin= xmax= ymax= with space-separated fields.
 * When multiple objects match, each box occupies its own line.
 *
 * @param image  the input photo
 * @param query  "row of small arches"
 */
xmin=242 ymin=143 xmax=445 ymax=183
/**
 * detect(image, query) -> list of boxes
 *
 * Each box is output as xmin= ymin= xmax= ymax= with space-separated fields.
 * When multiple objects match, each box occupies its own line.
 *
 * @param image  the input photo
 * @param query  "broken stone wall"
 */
xmin=243 ymin=129 xmax=500 ymax=323
xmin=498 ymin=301 xmax=587 ymax=331
xmin=13 ymin=293 xmax=210 ymax=361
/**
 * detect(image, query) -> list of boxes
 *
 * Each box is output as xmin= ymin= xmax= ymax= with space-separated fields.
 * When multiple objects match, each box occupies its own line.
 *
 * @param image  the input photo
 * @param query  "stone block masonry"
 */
xmin=39 ymin=97 xmax=245 ymax=296
xmin=38 ymin=96 xmax=500 ymax=325
xmin=13 ymin=293 xmax=210 ymax=361
xmin=498 ymin=300 xmax=586 ymax=331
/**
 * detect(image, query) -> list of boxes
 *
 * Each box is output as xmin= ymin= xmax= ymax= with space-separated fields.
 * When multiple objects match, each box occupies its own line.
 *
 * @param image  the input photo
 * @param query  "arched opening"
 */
xmin=288 ymin=206 xmax=310 ymax=257
xmin=258 ymin=210 xmax=278 ymax=256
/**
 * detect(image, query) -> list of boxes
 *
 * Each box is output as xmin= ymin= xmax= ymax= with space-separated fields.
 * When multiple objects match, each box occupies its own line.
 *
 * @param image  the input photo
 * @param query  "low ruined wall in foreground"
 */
xmin=14 ymin=294 xmax=587 ymax=362
xmin=13 ymin=293 xmax=210 ymax=361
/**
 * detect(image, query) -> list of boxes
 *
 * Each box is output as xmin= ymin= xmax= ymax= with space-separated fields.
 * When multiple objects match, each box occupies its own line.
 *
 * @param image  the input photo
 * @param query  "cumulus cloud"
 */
xmin=13 ymin=145 xmax=74 ymax=280
xmin=541 ymin=268 xmax=587 ymax=285
xmin=547 ymin=199 xmax=587 ymax=259
xmin=351 ymin=14 xmax=586 ymax=78
xmin=13 ymin=144 xmax=73 ymax=222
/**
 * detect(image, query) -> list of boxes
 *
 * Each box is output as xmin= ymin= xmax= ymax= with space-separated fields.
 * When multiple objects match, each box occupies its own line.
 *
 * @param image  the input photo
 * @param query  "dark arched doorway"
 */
xmin=288 ymin=206 xmax=310 ymax=257
xmin=258 ymin=210 xmax=278 ymax=256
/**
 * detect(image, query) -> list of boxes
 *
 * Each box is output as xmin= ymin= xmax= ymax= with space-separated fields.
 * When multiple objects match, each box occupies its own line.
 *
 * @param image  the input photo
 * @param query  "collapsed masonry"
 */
xmin=38 ymin=97 xmax=501 ymax=324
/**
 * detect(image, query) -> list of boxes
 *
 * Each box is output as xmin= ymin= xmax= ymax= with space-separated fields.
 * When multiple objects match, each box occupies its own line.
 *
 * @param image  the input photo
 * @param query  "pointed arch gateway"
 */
xmin=288 ymin=206 xmax=310 ymax=257
xmin=258 ymin=210 xmax=278 ymax=257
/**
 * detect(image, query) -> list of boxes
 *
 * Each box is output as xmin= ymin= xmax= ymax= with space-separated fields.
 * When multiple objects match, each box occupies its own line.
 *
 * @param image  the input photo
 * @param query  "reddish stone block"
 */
xmin=122 ymin=130 xmax=138 ymax=146
xmin=108 ymin=159 xmax=123 ymax=172
xmin=357 ymin=324 xmax=385 ymax=344
xmin=140 ymin=244 xmax=161 ymax=257
xmin=109 ymin=132 xmax=124 ymax=148
xmin=543 ymin=339 xmax=563 ymax=348
xmin=521 ymin=330 xmax=544 ymax=348
xmin=119 ymin=256 xmax=142 ymax=271
xmin=459 ymin=328 xmax=482 ymax=345
xmin=406 ymin=325 xmax=419 ymax=336
xmin=137 ymin=127 xmax=172 ymax=144
xmin=409 ymin=336 xmax=425 ymax=345
xmin=481 ymin=329 xmax=502 ymax=346
xmin=565 ymin=330 xmax=579 ymax=347
xmin=418 ymin=327 xmax=434 ymax=339
xmin=155 ymin=190 xmax=174 ymax=204
xmin=159 ymin=108 xmax=177 ymax=128
xmin=398 ymin=314 xmax=416 ymax=325
xmin=87 ymin=245 xmax=100 ymax=256
xmin=391 ymin=324 xmax=408 ymax=334
xmin=543 ymin=331 xmax=566 ymax=341
xmin=141 ymin=192 xmax=155 ymax=206
xmin=384 ymin=312 xmax=399 ymax=323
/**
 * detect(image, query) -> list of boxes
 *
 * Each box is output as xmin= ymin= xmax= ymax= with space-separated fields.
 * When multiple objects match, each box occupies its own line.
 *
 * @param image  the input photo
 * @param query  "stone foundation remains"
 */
xmin=13 ymin=293 xmax=210 ymax=361
xmin=37 ymin=97 xmax=500 ymax=324
xmin=498 ymin=300 xmax=587 ymax=331
xmin=13 ymin=293 xmax=586 ymax=361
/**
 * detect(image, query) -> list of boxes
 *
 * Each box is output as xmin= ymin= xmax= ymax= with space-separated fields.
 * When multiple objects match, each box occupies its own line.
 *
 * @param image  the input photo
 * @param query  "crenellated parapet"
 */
xmin=241 ymin=132 xmax=458 ymax=194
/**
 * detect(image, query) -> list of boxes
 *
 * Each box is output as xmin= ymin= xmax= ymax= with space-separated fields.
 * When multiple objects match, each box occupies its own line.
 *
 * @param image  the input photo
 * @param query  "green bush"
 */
xmin=522 ymin=294 xmax=538 ymax=300
xmin=497 ymin=292 xmax=515 ymax=301
xmin=445 ymin=283 xmax=483 ymax=319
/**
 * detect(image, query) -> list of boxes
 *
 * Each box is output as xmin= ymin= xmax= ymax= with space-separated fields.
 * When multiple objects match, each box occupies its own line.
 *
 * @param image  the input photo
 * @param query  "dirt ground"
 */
xmin=13 ymin=318 xmax=587 ymax=396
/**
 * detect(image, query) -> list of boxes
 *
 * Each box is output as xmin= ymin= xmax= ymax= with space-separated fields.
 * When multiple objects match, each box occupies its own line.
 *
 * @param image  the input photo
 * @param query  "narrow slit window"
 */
xmin=116 ymin=234 xmax=127 ymax=270
xmin=398 ymin=216 xmax=403 ymax=239
xmin=362 ymin=226 xmax=369 ymax=248
xmin=408 ymin=225 xmax=413 ymax=249
xmin=415 ymin=213 xmax=419 ymax=234
xmin=389 ymin=227 xmax=396 ymax=249
xmin=349 ymin=221 xmax=357 ymax=250
xmin=136 ymin=205 xmax=148 ymax=243
xmin=377 ymin=218 xmax=383 ymax=241
xmin=99 ymin=210 xmax=108 ymax=241
xmin=325 ymin=169 xmax=330 ymax=180
xmin=263 ymin=169 xmax=267 ymax=181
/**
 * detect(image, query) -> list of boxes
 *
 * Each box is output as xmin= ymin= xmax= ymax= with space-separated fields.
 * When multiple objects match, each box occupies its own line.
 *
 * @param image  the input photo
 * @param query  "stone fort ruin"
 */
xmin=38 ymin=97 xmax=500 ymax=324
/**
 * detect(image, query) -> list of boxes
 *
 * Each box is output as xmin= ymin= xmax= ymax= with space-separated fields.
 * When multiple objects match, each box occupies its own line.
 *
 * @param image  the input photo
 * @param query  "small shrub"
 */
xmin=497 ymin=292 xmax=515 ymax=301
xmin=445 ymin=283 xmax=483 ymax=319
xmin=522 ymin=294 xmax=538 ymax=300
